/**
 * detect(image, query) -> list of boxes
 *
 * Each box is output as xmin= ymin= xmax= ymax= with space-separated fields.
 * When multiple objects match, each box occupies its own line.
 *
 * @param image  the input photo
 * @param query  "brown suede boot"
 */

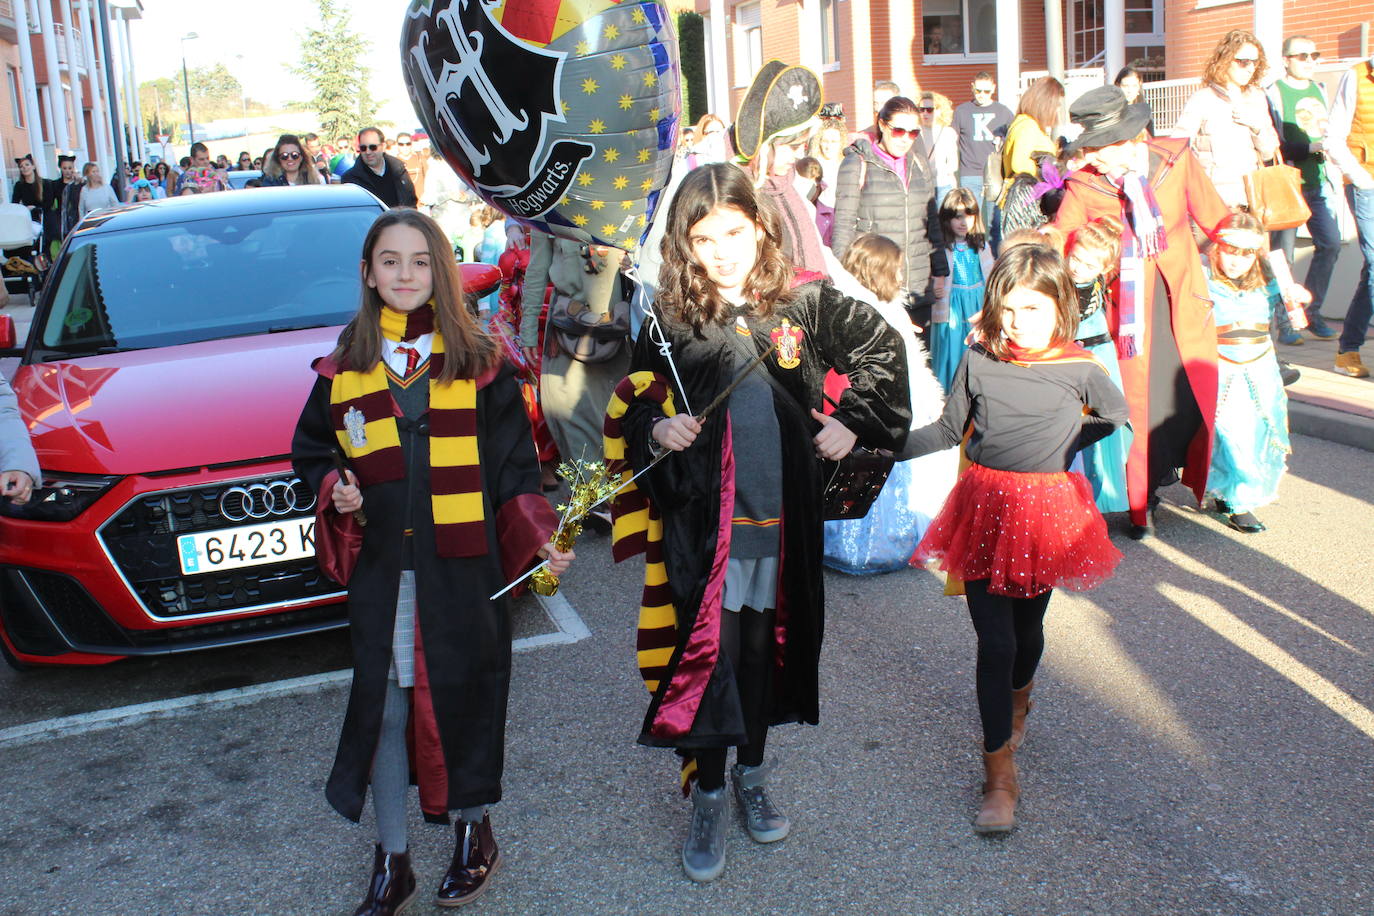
xmin=973 ymin=744 xmax=1019 ymax=834
xmin=352 ymin=845 xmax=417 ymax=916
xmin=1009 ymin=681 xmax=1034 ymax=751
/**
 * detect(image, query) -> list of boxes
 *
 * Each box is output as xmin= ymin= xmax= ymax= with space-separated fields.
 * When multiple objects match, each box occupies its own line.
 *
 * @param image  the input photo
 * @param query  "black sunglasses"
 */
xmin=360 ymin=144 xmax=381 ymax=152
xmin=279 ymin=151 xmax=302 ymax=161
xmin=1232 ymin=57 xmax=1259 ymax=67
xmin=918 ymin=106 xmax=935 ymax=113
xmin=1286 ymin=51 xmax=1321 ymax=61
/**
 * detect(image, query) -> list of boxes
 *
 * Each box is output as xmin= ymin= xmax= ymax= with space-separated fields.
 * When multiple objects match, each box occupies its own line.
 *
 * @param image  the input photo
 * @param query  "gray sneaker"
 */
xmin=731 ymin=759 xmax=791 ymax=843
xmin=682 ymin=784 xmax=728 ymax=882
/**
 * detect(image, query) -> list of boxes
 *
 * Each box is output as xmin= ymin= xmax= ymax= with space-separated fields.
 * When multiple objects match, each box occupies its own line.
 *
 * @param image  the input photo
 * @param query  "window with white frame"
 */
xmin=820 ymin=0 xmax=841 ymax=66
xmin=1069 ymin=0 xmax=1165 ymax=74
xmin=734 ymin=2 xmax=763 ymax=88
xmin=6 ymin=67 xmax=22 ymax=128
xmin=1070 ymin=0 xmax=1104 ymax=69
xmin=923 ymin=0 xmax=997 ymax=58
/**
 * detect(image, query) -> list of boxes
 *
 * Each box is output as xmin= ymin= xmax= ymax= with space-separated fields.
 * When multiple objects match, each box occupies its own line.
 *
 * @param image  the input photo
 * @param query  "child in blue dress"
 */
xmin=930 ymin=188 xmax=994 ymax=391
xmin=1064 ymin=216 xmax=1133 ymax=513
xmin=823 ymin=234 xmax=958 ymax=573
xmin=1205 ymin=212 xmax=1304 ymax=533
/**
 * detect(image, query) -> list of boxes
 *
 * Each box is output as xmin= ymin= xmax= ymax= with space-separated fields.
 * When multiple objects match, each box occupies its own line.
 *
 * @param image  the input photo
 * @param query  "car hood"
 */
xmin=17 ymin=327 xmax=341 ymax=475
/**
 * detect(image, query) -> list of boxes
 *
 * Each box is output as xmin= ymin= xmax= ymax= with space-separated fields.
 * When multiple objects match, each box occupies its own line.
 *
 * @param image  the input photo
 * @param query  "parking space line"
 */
xmin=0 ymin=592 xmax=593 ymax=749
xmin=534 ymin=591 xmax=592 ymax=642
xmin=0 ymin=669 xmax=351 ymax=750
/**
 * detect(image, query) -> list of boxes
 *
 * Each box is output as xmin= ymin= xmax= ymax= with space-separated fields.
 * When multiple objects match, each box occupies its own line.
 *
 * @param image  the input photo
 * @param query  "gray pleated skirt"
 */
xmin=722 ymin=557 xmax=779 ymax=613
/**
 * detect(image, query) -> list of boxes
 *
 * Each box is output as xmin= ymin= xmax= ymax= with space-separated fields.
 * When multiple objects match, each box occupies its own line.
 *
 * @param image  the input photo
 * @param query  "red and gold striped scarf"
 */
xmin=329 ymin=304 xmax=486 ymax=557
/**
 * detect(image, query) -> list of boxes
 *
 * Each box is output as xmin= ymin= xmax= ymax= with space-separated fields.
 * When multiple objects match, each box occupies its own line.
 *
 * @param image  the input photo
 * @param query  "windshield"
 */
xmin=34 ymin=205 xmax=380 ymax=359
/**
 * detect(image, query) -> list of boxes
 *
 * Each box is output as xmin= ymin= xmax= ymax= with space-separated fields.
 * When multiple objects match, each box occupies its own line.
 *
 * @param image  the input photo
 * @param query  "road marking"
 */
xmin=0 ymin=593 xmax=592 ymax=750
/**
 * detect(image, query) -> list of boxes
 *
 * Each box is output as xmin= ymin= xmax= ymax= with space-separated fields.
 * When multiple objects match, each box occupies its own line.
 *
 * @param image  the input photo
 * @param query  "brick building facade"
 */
xmin=688 ymin=0 xmax=1371 ymax=130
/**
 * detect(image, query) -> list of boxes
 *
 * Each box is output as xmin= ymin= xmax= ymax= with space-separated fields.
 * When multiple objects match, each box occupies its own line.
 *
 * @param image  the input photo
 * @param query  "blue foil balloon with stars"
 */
xmin=403 ymin=0 xmax=681 ymax=250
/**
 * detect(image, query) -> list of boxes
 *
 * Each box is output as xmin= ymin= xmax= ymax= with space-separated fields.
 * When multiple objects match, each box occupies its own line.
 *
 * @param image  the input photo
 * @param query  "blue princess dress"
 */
xmin=929 ymin=241 xmax=988 ymax=392
xmin=1205 ymin=274 xmax=1291 ymax=514
xmin=1072 ymin=278 xmax=1132 ymax=513
xmin=824 ymin=297 xmax=958 ymax=575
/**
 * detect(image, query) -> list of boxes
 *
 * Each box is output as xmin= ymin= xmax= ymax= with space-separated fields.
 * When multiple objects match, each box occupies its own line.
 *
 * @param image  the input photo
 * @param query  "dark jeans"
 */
xmin=1270 ymin=184 xmax=1342 ymax=323
xmin=1339 ymin=184 xmax=1374 ymax=354
xmin=959 ymin=174 xmax=1002 ymax=255
xmin=965 ymin=579 xmax=1053 ymax=753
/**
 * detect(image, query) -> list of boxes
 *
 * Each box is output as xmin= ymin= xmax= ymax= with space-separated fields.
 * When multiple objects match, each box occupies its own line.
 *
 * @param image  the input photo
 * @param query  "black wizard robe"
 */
xmin=613 ymin=279 xmax=911 ymax=769
xmin=292 ymin=358 xmax=555 ymax=823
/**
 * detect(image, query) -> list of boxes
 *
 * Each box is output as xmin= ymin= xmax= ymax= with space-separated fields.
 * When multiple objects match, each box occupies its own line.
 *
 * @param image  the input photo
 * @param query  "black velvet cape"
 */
xmin=292 ymin=361 xmax=554 ymax=823
xmin=622 ymin=279 xmax=912 ymax=749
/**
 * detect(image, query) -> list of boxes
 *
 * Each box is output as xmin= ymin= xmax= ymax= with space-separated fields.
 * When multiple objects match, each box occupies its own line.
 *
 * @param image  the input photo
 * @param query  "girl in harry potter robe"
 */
xmin=292 ymin=209 xmax=572 ymax=916
xmin=606 ymin=163 xmax=911 ymax=883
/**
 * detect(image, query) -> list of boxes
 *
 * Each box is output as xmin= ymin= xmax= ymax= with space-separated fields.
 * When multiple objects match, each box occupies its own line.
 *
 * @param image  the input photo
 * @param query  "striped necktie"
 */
xmin=395 ymin=345 xmax=420 ymax=376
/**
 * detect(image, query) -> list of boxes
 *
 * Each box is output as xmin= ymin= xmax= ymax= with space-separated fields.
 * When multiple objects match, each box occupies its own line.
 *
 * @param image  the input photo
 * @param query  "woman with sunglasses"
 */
xmin=831 ymin=95 xmax=948 ymax=332
xmin=1172 ymin=29 xmax=1280 ymax=209
xmin=260 ymin=134 xmax=324 ymax=187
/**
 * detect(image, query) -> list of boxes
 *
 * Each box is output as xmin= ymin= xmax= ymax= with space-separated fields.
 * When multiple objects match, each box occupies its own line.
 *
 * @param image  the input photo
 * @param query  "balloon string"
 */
xmin=626 ymin=263 xmax=694 ymax=416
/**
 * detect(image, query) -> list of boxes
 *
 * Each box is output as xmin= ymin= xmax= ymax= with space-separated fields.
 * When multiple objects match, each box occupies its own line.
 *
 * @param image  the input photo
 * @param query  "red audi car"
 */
xmin=0 ymin=186 xmax=500 ymax=668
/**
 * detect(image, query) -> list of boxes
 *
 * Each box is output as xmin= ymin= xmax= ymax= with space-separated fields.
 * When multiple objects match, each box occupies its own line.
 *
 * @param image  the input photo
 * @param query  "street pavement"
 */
xmin=2 ymin=431 xmax=1372 ymax=915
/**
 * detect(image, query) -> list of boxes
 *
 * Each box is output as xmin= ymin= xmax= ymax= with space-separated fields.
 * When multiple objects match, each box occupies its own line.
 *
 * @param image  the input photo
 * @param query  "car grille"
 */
xmin=2 ymin=567 xmax=347 ymax=655
xmin=99 ymin=475 xmax=342 ymax=619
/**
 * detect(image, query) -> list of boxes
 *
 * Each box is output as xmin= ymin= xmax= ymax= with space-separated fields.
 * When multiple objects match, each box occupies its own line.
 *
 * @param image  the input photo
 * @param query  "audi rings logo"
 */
xmin=219 ymin=478 xmax=316 ymax=522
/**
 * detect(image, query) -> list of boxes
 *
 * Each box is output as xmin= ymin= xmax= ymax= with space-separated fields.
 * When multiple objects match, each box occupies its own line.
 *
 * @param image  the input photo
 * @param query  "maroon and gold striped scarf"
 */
xmin=329 ymin=304 xmax=486 ymax=557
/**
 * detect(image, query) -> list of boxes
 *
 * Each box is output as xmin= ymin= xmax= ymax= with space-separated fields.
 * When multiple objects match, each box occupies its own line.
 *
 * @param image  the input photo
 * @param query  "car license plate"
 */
xmin=177 ymin=518 xmax=316 ymax=575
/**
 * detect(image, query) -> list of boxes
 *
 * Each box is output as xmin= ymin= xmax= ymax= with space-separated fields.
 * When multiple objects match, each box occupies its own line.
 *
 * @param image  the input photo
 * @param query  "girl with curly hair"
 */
xmin=615 ymin=162 xmax=911 ymax=882
xmin=1172 ymin=29 xmax=1281 ymax=208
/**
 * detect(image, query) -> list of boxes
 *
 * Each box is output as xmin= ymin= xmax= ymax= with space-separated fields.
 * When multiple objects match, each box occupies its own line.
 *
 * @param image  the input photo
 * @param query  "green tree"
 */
xmin=139 ymin=66 xmax=273 ymax=142
xmin=677 ymin=12 xmax=707 ymax=127
xmin=139 ymin=77 xmax=183 ymax=142
xmin=293 ymin=0 xmax=378 ymax=141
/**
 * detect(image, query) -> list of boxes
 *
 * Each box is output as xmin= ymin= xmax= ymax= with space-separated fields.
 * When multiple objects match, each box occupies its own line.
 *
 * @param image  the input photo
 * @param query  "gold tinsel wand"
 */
xmin=489 ymin=338 xmax=779 ymax=601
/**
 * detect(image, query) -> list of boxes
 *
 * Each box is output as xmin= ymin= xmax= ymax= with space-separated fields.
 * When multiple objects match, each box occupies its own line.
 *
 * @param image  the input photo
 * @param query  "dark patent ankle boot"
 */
xmin=352 ymin=845 xmax=417 ymax=916
xmin=436 ymin=814 xmax=500 ymax=907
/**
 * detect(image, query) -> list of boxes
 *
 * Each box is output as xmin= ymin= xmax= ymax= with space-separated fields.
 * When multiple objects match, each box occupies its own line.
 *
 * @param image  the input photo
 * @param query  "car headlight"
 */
xmin=0 ymin=472 xmax=121 ymax=522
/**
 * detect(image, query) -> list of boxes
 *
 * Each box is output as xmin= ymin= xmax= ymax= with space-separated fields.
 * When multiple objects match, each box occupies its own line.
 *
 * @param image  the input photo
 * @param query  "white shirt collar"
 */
xmin=382 ymin=331 xmax=434 ymax=375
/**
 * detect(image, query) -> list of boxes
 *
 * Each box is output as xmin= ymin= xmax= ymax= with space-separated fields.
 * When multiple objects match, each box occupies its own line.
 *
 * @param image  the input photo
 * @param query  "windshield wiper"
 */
xmin=268 ymin=324 xmax=329 ymax=334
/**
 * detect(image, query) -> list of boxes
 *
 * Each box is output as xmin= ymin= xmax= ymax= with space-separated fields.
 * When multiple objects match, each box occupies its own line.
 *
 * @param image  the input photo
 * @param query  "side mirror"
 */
xmin=0 ymin=315 xmax=15 ymax=351
xmin=460 ymin=263 xmax=503 ymax=299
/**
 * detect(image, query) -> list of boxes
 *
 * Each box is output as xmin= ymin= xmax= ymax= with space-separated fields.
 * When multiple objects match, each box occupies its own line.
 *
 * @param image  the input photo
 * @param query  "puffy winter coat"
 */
xmin=830 ymin=137 xmax=947 ymax=308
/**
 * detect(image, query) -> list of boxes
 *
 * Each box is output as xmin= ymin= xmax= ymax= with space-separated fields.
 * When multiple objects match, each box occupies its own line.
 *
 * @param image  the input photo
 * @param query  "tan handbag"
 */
xmin=1243 ymin=162 xmax=1310 ymax=232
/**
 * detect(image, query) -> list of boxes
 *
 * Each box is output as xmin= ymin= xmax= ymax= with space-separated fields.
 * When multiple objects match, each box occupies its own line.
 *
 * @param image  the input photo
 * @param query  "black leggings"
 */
xmin=694 ymin=608 xmax=775 ymax=791
xmin=965 ymin=579 xmax=1053 ymax=753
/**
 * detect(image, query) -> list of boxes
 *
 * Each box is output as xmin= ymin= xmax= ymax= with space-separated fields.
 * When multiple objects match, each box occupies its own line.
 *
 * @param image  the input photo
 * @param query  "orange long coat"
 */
xmin=1055 ymin=137 xmax=1231 ymax=526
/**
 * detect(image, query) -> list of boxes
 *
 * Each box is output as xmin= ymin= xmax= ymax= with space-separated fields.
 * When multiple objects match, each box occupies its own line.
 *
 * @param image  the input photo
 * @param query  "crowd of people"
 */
xmin=287 ymin=32 xmax=1374 ymax=916
xmin=6 ymin=29 xmax=1372 ymax=915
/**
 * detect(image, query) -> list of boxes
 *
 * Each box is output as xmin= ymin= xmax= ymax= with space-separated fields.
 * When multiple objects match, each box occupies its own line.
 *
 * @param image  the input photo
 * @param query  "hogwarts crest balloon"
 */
xmin=403 ymin=0 xmax=681 ymax=250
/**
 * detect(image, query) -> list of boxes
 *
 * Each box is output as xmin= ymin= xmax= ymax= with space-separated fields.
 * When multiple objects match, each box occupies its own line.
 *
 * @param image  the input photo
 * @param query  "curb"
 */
xmin=1289 ymin=399 xmax=1374 ymax=453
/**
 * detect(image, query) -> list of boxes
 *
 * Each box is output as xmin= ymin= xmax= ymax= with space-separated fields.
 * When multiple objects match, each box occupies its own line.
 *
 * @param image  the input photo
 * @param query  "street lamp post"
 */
xmin=180 ymin=32 xmax=198 ymax=146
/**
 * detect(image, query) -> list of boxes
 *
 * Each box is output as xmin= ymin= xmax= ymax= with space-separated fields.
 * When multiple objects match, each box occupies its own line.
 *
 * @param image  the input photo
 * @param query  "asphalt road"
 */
xmin=2 ymin=432 xmax=1372 ymax=916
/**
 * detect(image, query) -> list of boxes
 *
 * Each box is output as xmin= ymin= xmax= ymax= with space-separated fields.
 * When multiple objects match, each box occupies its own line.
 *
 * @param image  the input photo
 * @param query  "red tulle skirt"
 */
xmin=914 ymin=463 xmax=1122 ymax=598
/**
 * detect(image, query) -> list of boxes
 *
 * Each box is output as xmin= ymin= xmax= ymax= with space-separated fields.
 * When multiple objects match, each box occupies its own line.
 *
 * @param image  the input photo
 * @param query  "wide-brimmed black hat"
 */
xmin=1063 ymin=86 xmax=1152 ymax=154
xmin=731 ymin=60 xmax=823 ymax=162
